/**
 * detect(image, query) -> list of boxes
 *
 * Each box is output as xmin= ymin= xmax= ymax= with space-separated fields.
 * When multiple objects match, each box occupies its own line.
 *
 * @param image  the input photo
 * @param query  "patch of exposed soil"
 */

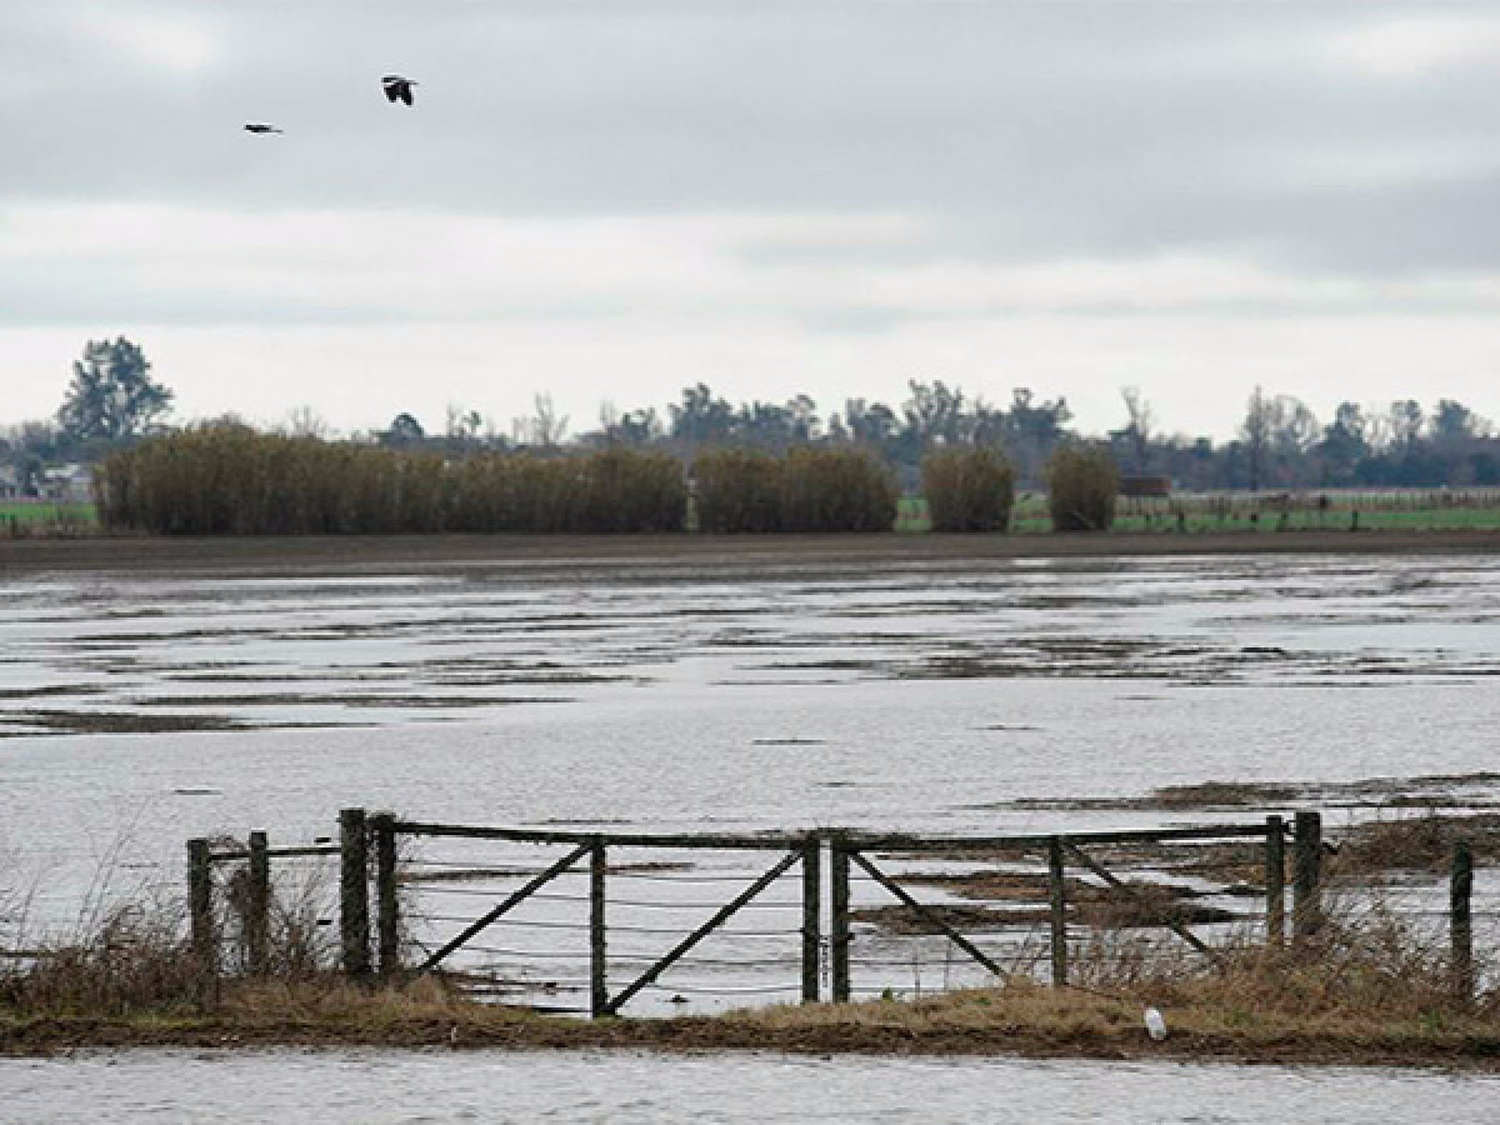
xmin=990 ymin=772 xmax=1500 ymax=814
xmin=0 ymin=710 xmax=250 ymax=735
xmin=856 ymin=867 xmax=1241 ymax=935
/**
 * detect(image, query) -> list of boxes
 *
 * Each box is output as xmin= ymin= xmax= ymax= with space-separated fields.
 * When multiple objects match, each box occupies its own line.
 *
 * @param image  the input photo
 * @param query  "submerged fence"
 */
xmin=187 ymin=809 xmax=1486 ymax=1016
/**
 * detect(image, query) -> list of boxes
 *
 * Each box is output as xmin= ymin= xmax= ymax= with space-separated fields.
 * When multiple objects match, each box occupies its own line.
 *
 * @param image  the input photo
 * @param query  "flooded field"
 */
xmin=3 ymin=545 xmax=1500 ymax=1116
xmin=3 ymin=549 xmax=1498 ymax=894
xmin=4 ymin=1048 xmax=1500 ymax=1124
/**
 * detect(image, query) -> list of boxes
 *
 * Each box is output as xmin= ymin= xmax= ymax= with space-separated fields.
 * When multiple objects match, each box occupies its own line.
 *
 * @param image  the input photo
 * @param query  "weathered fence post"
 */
xmin=1264 ymin=815 xmax=1285 ymax=946
xmin=339 ymin=807 xmax=371 ymax=979
xmin=1451 ymin=840 xmax=1474 ymax=1005
xmin=590 ymin=836 xmax=609 ymax=1018
xmin=371 ymin=813 xmax=400 ymax=977
xmin=1292 ymin=810 xmax=1323 ymax=941
xmin=830 ymin=835 xmax=851 ymax=1004
xmin=246 ymin=830 xmax=270 ymax=975
xmin=801 ymin=835 xmax=821 ymax=1004
xmin=187 ymin=837 xmax=217 ymax=1002
xmin=1048 ymin=836 xmax=1068 ymax=987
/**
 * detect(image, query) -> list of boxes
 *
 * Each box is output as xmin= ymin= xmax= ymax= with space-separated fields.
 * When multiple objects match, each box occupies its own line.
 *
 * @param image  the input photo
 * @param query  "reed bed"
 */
xmin=95 ymin=431 xmax=689 ymax=535
xmin=1046 ymin=445 xmax=1120 ymax=532
xmin=693 ymin=446 xmax=898 ymax=533
xmin=921 ymin=447 xmax=1016 ymax=532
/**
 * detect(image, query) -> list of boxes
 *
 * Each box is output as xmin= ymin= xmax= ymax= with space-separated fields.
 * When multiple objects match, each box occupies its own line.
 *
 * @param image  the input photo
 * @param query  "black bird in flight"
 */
xmin=243 ymin=122 xmax=283 ymax=134
xmin=382 ymin=75 xmax=417 ymax=106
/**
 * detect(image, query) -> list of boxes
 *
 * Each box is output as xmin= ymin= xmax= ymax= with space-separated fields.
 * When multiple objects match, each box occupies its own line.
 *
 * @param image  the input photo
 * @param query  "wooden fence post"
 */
xmin=246 ymin=830 xmax=270 ymax=975
xmin=801 ymin=836 xmax=821 ymax=1004
xmin=187 ymin=838 xmax=217 ymax=1002
xmin=830 ymin=836 xmax=851 ymax=1004
xmin=1452 ymin=840 xmax=1474 ymax=1005
xmin=1264 ymin=815 xmax=1285 ymax=946
xmin=371 ymin=813 xmax=400 ymax=977
xmin=590 ymin=837 xmax=609 ymax=1018
xmin=1292 ymin=810 xmax=1323 ymax=941
xmin=339 ymin=807 xmax=371 ymax=979
xmin=1048 ymin=836 xmax=1068 ymax=987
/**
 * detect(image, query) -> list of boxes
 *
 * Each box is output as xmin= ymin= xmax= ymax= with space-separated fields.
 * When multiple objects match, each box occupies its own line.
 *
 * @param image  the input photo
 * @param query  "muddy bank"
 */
xmin=4 ymin=529 xmax=1500 ymax=577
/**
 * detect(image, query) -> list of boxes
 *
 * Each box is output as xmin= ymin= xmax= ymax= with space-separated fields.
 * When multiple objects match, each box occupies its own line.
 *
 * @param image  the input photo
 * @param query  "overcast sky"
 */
xmin=6 ymin=1 xmax=1500 ymax=440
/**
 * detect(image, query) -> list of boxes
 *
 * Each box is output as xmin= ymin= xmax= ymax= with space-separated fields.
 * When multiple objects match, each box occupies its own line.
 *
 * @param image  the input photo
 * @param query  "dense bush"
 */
xmin=97 ymin=430 xmax=905 ymax=536
xmin=922 ymin=447 xmax=1015 ymax=532
xmin=693 ymin=448 xmax=783 ymax=532
xmin=1045 ymin=444 xmax=1119 ymax=531
xmin=779 ymin=448 xmax=898 ymax=532
xmin=692 ymin=447 xmax=897 ymax=533
xmin=96 ymin=431 xmax=688 ymax=535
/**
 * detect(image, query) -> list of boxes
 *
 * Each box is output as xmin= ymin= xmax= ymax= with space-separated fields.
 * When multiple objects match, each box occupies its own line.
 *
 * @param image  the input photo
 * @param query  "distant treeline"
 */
xmin=95 ymin=429 xmax=921 ymax=535
xmin=12 ymin=338 xmax=1500 ymax=497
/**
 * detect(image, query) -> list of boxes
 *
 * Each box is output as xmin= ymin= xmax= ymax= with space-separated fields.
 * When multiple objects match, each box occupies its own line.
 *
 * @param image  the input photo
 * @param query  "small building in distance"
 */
xmin=1120 ymin=475 xmax=1172 ymax=498
xmin=40 ymin=464 xmax=94 ymax=504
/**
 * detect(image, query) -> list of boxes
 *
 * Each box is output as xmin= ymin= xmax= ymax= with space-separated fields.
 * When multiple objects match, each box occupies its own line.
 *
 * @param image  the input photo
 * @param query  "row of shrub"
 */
xmin=96 ymin=428 xmax=1121 ymax=536
xmin=921 ymin=444 xmax=1118 ymax=532
xmin=97 ymin=430 xmax=690 ymax=535
xmin=694 ymin=448 xmax=898 ymax=532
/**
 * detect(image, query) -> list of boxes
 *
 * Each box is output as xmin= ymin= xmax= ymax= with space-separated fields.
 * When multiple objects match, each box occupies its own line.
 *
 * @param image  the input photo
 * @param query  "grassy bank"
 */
xmin=0 ymin=502 xmax=98 ymax=535
xmin=6 ymin=971 xmax=1499 ymax=1069
xmin=6 ymin=872 xmax=1498 ymax=1068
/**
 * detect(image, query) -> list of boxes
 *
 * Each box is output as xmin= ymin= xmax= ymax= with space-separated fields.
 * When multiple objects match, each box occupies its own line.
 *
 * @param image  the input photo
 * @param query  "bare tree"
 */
xmin=1120 ymin=386 xmax=1155 ymax=472
xmin=513 ymin=393 xmax=569 ymax=448
xmin=285 ymin=405 xmax=329 ymax=439
xmin=445 ymin=403 xmax=483 ymax=448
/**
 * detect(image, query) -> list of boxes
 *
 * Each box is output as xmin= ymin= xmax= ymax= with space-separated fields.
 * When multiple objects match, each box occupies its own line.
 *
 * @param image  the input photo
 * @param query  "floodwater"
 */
xmin=3 ymin=1048 xmax=1499 ymax=1124
xmin=3 ymin=548 xmax=1500 ymax=1117
xmin=3 ymin=551 xmax=1498 ymax=913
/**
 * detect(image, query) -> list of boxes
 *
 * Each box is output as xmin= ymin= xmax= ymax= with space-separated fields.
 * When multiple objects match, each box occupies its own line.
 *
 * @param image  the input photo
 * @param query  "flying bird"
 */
xmin=382 ymin=75 xmax=417 ymax=106
xmin=243 ymin=123 xmax=283 ymax=134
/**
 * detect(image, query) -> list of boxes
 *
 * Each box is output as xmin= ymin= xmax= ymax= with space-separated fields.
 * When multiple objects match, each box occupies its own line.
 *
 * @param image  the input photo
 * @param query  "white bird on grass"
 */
xmin=1144 ymin=1007 xmax=1168 ymax=1041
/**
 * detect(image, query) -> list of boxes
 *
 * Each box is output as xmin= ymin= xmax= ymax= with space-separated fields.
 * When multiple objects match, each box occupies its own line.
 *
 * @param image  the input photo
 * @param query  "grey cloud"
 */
xmin=7 ymin=2 xmax=1500 ymax=281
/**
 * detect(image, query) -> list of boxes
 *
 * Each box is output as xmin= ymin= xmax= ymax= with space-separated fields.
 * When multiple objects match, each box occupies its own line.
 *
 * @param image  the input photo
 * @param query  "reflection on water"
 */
xmin=4 ymin=1049 xmax=1499 ymax=1124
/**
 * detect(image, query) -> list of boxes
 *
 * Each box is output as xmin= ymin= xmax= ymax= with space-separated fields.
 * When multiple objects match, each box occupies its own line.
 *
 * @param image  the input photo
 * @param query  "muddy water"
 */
xmin=4 ymin=1049 xmax=1499 ymax=1123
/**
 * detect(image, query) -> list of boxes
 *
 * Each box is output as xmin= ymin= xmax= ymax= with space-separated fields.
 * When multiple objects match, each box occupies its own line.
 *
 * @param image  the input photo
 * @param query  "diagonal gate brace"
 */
xmin=417 ymin=842 xmax=593 ymax=973
xmin=1063 ymin=841 xmax=1222 ymax=964
xmin=849 ymin=851 xmax=1008 ymax=981
xmin=604 ymin=849 xmax=803 ymax=1015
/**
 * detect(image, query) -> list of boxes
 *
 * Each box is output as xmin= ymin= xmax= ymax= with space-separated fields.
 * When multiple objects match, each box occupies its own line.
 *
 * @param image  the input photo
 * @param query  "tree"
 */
xmin=1431 ymin=399 xmax=1489 ymax=444
xmin=1002 ymin=387 xmax=1072 ymax=484
xmin=1240 ymin=386 xmax=1272 ymax=492
xmin=1119 ymin=386 xmax=1155 ymax=472
xmin=668 ymin=384 xmax=735 ymax=448
xmin=1387 ymin=400 xmax=1424 ymax=451
xmin=1316 ymin=402 xmax=1369 ymax=484
xmin=381 ymin=412 xmax=426 ymax=448
xmin=56 ymin=337 xmax=173 ymax=442
xmin=285 ymin=405 xmax=329 ymax=439
xmin=513 ymin=393 xmax=568 ymax=448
